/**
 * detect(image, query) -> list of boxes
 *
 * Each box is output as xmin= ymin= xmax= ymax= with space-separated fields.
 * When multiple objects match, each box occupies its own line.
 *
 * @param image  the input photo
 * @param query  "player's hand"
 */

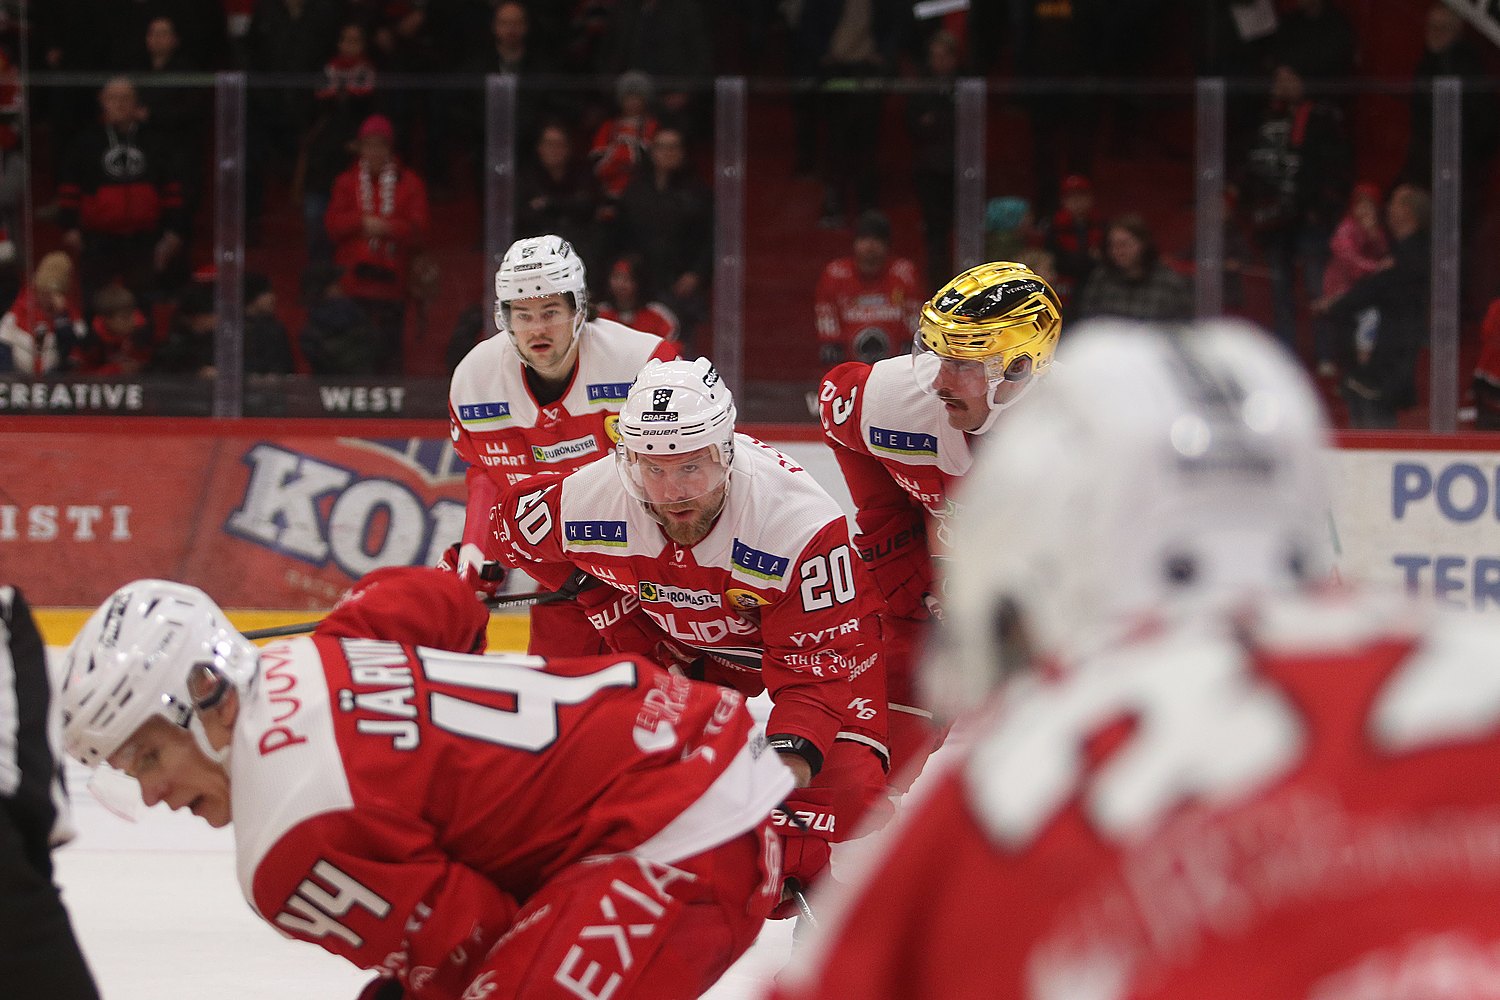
xmin=437 ymin=542 xmax=507 ymax=599
xmin=770 ymin=787 xmax=837 ymax=918
xmin=354 ymin=975 xmax=404 ymax=1000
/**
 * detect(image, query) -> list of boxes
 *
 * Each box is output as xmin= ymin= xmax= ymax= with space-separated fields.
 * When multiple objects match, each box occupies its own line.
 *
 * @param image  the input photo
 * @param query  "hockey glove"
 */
xmin=437 ymin=542 xmax=507 ymax=599
xmin=769 ymin=786 xmax=836 ymax=919
xmin=353 ymin=975 xmax=403 ymax=1000
xmin=853 ymin=510 xmax=934 ymax=620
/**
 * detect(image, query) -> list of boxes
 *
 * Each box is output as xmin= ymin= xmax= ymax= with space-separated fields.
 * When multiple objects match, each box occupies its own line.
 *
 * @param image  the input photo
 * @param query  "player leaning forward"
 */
xmin=445 ymin=234 xmax=677 ymax=655
xmin=819 ymin=261 xmax=1062 ymax=785
xmin=775 ymin=320 xmax=1500 ymax=999
xmin=57 ymin=566 xmax=792 ymax=1000
xmin=485 ymin=358 xmax=889 ymax=912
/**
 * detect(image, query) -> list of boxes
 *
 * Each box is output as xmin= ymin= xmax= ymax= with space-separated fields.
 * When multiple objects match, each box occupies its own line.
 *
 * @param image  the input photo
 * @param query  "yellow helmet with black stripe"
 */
xmin=917 ymin=262 xmax=1062 ymax=384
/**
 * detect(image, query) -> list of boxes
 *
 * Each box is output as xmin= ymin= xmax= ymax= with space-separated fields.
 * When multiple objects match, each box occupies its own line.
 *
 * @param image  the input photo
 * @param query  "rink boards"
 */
xmin=4 ymin=418 xmax=1500 ymax=625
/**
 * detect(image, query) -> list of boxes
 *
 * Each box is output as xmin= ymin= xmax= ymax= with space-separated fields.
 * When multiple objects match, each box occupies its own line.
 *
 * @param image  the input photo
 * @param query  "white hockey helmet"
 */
xmin=493 ymin=234 xmax=589 ymax=341
xmin=59 ymin=579 xmax=259 ymax=769
xmin=616 ymin=357 xmax=737 ymax=502
xmin=929 ymin=319 xmax=1334 ymax=712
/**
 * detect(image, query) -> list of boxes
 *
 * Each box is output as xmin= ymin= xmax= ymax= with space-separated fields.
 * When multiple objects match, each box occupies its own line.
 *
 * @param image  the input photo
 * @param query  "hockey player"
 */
xmin=773 ymin=319 xmax=1500 ymax=999
xmin=817 ymin=260 xmax=1062 ymax=786
xmin=58 ymin=566 xmax=790 ymax=1000
xmin=1 ymin=586 xmax=101 ymax=1000
xmin=444 ymin=234 xmax=678 ymax=656
xmin=485 ymin=357 xmax=889 ymax=913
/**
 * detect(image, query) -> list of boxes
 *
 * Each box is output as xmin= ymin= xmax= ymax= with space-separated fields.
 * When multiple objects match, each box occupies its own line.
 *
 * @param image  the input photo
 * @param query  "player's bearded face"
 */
xmin=634 ymin=447 xmax=728 ymax=545
xmin=108 ymin=715 xmax=233 ymax=828
xmin=509 ymin=293 xmax=577 ymax=378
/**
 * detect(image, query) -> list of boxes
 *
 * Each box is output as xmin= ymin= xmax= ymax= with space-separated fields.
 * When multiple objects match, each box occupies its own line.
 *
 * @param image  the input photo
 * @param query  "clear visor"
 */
xmin=617 ymin=444 xmax=732 ymax=506
xmin=85 ymin=663 xmax=226 ymax=823
xmin=910 ymin=337 xmax=1035 ymax=397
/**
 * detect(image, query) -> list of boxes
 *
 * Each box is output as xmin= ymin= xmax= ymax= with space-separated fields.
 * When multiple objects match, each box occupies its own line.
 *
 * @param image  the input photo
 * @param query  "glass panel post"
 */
xmin=954 ymin=78 xmax=986 ymax=274
xmin=483 ymin=73 xmax=517 ymax=330
xmin=713 ymin=76 xmax=747 ymax=397
xmin=1430 ymin=76 xmax=1462 ymax=433
xmin=1194 ymin=77 xmax=1226 ymax=319
xmin=213 ymin=71 xmax=246 ymax=418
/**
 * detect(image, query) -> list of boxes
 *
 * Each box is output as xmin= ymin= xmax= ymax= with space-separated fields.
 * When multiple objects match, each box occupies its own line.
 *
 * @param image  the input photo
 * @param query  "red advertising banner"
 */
xmin=0 ymin=418 xmax=466 ymax=608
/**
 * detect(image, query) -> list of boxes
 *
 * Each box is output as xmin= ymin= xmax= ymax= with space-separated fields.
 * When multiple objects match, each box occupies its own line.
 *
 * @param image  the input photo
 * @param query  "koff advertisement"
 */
xmin=2 ymin=421 xmax=1499 ymax=613
xmin=0 ymin=422 xmax=467 ymax=608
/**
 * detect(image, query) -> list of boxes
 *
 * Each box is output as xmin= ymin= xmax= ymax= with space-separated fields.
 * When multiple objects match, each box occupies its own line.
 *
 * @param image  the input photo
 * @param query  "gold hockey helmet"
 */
xmin=915 ymin=262 xmax=1063 ymax=386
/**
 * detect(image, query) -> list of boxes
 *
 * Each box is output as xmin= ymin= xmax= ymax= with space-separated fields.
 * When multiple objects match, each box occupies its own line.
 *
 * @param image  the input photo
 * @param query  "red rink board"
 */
xmin=0 ymin=417 xmax=818 ymax=608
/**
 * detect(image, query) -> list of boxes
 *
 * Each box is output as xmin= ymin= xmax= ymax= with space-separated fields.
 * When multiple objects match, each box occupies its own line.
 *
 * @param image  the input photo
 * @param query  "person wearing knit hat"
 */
xmin=0 ymin=252 xmax=85 ymax=375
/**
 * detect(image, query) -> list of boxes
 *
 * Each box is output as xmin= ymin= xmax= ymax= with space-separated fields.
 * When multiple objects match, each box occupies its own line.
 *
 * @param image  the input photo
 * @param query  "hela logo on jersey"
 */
xmin=639 ymin=580 xmax=722 ymax=609
xmin=732 ymin=540 xmax=790 ymax=581
xmin=530 ymin=436 xmax=599 ymax=464
xmin=457 ymin=401 xmax=511 ymax=425
xmin=869 ymin=426 xmax=938 ymax=457
xmin=586 ymin=381 xmax=632 ymax=403
xmin=565 ymin=519 xmax=628 ymax=546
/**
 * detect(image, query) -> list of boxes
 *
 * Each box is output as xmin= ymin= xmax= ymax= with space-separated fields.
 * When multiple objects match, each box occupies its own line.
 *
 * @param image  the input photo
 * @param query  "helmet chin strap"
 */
xmin=972 ymin=371 xmax=1043 ymax=436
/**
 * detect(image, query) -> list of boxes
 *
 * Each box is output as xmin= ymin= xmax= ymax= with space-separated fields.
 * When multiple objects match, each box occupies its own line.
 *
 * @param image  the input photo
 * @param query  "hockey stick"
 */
xmin=778 ymin=806 xmax=820 ymax=928
xmin=242 ymin=588 xmax=566 ymax=641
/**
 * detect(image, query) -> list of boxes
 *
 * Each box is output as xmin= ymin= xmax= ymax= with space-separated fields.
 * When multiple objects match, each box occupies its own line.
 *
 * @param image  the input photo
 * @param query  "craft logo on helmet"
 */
xmin=639 ymin=413 xmax=677 ymax=423
xmin=638 ymin=580 xmax=722 ymax=610
xmin=530 ymin=436 xmax=600 ymax=464
xmin=511 ymin=262 xmax=543 ymax=272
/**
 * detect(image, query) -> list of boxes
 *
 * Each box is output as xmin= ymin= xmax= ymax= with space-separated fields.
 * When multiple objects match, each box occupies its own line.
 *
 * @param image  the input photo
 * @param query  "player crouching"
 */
xmin=58 ymin=566 xmax=791 ymax=1000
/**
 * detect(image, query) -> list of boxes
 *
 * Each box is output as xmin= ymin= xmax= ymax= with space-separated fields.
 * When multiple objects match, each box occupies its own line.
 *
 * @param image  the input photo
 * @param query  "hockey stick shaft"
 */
xmin=241 ymin=589 xmax=565 ymax=641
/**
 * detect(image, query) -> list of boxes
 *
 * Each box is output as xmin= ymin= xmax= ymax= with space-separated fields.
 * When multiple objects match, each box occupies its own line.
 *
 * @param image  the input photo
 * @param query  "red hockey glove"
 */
xmin=437 ymin=542 xmax=507 ymax=599
xmin=354 ymin=975 xmax=403 ymax=1000
xmin=853 ymin=511 xmax=934 ymax=620
xmin=769 ymin=786 xmax=836 ymax=919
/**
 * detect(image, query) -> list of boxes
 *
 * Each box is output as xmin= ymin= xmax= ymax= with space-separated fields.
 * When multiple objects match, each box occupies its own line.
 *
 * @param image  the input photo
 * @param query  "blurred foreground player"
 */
xmin=818 ymin=261 xmax=1061 ymax=787
xmin=774 ymin=319 xmax=1500 ymax=999
xmin=59 ymin=567 xmax=790 ymax=1000
xmin=1 ymin=586 xmax=100 ymax=1000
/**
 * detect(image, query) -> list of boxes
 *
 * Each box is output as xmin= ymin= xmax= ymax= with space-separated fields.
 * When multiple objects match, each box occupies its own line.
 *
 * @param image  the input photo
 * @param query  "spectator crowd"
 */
xmin=10 ymin=1 xmax=1500 ymax=429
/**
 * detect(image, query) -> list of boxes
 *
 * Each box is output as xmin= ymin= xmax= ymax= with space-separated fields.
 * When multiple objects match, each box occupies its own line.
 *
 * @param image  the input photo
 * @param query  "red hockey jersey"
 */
xmin=814 ymin=256 xmax=920 ymax=363
xmin=818 ymin=357 xmax=977 ymax=617
xmin=484 ymin=437 xmax=887 ymax=764
xmin=773 ymin=589 xmax=1500 ymax=1000
xmin=228 ymin=568 xmax=791 ymax=998
xmin=448 ymin=318 xmax=677 ymax=550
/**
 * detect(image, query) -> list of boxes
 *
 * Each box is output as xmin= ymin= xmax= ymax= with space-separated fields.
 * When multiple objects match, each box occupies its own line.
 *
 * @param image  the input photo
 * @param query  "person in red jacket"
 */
xmin=324 ymin=114 xmax=430 ymax=375
xmin=58 ymin=566 xmax=790 ymax=1000
xmin=813 ymin=209 xmax=920 ymax=366
xmin=595 ymin=253 xmax=679 ymax=343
